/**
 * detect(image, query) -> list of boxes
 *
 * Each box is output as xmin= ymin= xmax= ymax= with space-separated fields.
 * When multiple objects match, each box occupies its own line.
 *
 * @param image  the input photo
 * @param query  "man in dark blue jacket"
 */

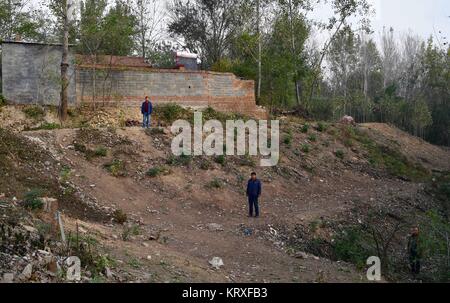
xmin=246 ymin=172 xmax=262 ymax=218
xmin=141 ymin=96 xmax=153 ymax=128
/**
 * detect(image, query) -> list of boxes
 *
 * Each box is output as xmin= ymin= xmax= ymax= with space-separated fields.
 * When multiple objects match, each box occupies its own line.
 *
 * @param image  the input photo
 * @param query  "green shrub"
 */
xmin=84 ymin=146 xmax=108 ymax=160
xmin=104 ymin=159 xmax=126 ymax=177
xmin=200 ymin=160 xmax=212 ymax=170
xmin=301 ymin=144 xmax=311 ymax=153
xmin=155 ymin=104 xmax=188 ymax=124
xmin=206 ymin=178 xmax=222 ymax=189
xmin=60 ymin=167 xmax=71 ymax=182
xmin=335 ymin=149 xmax=345 ymax=159
xmin=146 ymin=167 xmax=161 ymax=177
xmin=354 ymin=131 xmax=430 ymax=181
xmin=0 ymin=95 xmax=7 ymax=107
xmin=146 ymin=166 xmax=170 ymax=177
xmin=23 ymin=106 xmax=45 ymax=120
xmin=166 ymin=153 xmax=192 ymax=166
xmin=301 ymin=124 xmax=309 ymax=133
xmin=316 ymin=122 xmax=328 ymax=132
xmin=113 ymin=209 xmax=128 ymax=224
xmin=333 ymin=227 xmax=374 ymax=269
xmin=420 ymin=210 xmax=450 ymax=282
xmin=214 ymin=155 xmax=226 ymax=166
xmin=23 ymin=188 xmax=44 ymax=210
xmin=122 ymin=224 xmax=141 ymax=241
xmin=74 ymin=143 xmax=87 ymax=153
xmin=308 ymin=134 xmax=317 ymax=142
xmin=94 ymin=147 xmax=108 ymax=157
xmin=239 ymin=155 xmax=256 ymax=167
xmin=37 ymin=122 xmax=61 ymax=130
xmin=283 ymin=134 xmax=293 ymax=146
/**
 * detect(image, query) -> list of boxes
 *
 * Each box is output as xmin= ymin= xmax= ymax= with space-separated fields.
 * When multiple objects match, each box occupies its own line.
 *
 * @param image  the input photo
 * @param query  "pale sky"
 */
xmin=310 ymin=0 xmax=450 ymax=46
xmin=374 ymin=0 xmax=449 ymax=39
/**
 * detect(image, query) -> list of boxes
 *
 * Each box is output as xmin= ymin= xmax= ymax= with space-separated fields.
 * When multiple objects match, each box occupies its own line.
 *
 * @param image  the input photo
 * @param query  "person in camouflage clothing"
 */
xmin=407 ymin=227 xmax=422 ymax=278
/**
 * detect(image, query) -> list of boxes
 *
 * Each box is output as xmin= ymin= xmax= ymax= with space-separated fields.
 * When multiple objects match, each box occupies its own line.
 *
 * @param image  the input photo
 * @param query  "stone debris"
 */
xmin=20 ymin=264 xmax=33 ymax=281
xmin=207 ymin=223 xmax=224 ymax=232
xmin=209 ymin=257 xmax=224 ymax=270
xmin=2 ymin=273 xmax=14 ymax=283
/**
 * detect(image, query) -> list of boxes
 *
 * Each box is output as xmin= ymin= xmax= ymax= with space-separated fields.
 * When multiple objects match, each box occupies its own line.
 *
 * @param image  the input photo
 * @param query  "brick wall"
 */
xmin=1 ymin=42 xmax=266 ymax=118
xmin=76 ymin=66 xmax=266 ymax=118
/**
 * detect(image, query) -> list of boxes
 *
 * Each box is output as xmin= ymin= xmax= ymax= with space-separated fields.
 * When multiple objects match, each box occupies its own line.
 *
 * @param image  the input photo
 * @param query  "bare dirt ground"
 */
xmin=19 ymin=122 xmax=447 ymax=282
xmin=2 ymin=106 xmax=449 ymax=283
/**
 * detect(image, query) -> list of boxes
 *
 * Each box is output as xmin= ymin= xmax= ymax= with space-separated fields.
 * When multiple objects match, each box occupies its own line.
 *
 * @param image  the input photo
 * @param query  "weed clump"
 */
xmin=206 ymin=178 xmax=222 ymax=189
xmin=146 ymin=166 xmax=170 ymax=178
xmin=23 ymin=188 xmax=44 ymax=210
xmin=104 ymin=159 xmax=126 ymax=177
xmin=23 ymin=106 xmax=45 ymax=120
xmin=113 ymin=209 xmax=128 ymax=225
xmin=335 ymin=149 xmax=345 ymax=159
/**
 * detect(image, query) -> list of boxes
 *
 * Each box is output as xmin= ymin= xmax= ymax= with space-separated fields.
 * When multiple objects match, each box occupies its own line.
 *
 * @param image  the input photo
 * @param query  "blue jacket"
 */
xmin=247 ymin=179 xmax=262 ymax=198
xmin=141 ymin=101 xmax=153 ymax=115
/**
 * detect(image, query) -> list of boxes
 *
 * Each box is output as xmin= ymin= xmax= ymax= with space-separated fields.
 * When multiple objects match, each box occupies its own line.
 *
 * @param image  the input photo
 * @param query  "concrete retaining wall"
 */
xmin=1 ymin=42 xmax=76 ymax=105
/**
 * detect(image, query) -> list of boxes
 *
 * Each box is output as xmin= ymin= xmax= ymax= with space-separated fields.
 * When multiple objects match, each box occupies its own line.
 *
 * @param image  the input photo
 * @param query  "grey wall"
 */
xmin=1 ymin=42 xmax=76 ymax=106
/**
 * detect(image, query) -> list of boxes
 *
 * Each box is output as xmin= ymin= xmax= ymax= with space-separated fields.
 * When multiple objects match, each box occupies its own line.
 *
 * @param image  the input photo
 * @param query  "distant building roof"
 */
xmin=176 ymin=51 xmax=198 ymax=59
xmin=76 ymin=55 xmax=152 ymax=68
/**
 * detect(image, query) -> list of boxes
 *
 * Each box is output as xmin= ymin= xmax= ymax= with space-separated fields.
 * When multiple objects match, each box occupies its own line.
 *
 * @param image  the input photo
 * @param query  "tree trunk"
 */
xmin=288 ymin=0 xmax=301 ymax=107
xmin=256 ymin=0 xmax=262 ymax=104
xmin=59 ymin=0 xmax=70 ymax=122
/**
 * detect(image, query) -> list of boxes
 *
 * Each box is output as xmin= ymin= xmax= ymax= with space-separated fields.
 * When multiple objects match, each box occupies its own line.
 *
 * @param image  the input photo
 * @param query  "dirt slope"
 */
xmin=2 ymin=107 xmax=449 ymax=283
xmin=361 ymin=123 xmax=450 ymax=172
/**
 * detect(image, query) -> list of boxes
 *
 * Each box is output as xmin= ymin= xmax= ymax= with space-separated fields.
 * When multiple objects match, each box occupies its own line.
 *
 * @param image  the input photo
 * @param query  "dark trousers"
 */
xmin=248 ymin=196 xmax=259 ymax=217
xmin=410 ymin=259 xmax=421 ymax=276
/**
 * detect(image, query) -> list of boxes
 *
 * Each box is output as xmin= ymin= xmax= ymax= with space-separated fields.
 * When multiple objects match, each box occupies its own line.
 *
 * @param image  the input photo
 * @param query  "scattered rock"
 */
xmin=22 ymin=225 xmax=38 ymax=233
xmin=340 ymin=115 xmax=356 ymax=126
xmin=2 ymin=273 xmax=14 ymax=283
xmin=295 ymin=251 xmax=309 ymax=259
xmin=209 ymin=257 xmax=224 ymax=270
xmin=41 ymin=197 xmax=58 ymax=213
xmin=21 ymin=263 xmax=33 ymax=280
xmin=149 ymin=231 xmax=160 ymax=241
xmin=78 ymin=226 xmax=88 ymax=234
xmin=207 ymin=223 xmax=224 ymax=232
xmin=105 ymin=267 xmax=113 ymax=279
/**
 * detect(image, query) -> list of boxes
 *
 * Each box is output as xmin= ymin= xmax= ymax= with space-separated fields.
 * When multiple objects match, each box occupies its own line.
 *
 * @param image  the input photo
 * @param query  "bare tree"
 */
xmin=131 ymin=0 xmax=167 ymax=59
xmin=398 ymin=32 xmax=425 ymax=103
xmin=308 ymin=0 xmax=372 ymax=105
xmin=380 ymin=27 xmax=399 ymax=89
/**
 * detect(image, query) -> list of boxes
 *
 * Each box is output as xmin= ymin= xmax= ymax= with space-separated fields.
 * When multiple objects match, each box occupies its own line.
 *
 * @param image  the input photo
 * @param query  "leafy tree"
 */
xmin=102 ymin=1 xmax=137 ymax=56
xmin=0 ymin=0 xmax=43 ymax=41
xmin=78 ymin=0 xmax=108 ymax=56
xmin=168 ymin=0 xmax=244 ymax=68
